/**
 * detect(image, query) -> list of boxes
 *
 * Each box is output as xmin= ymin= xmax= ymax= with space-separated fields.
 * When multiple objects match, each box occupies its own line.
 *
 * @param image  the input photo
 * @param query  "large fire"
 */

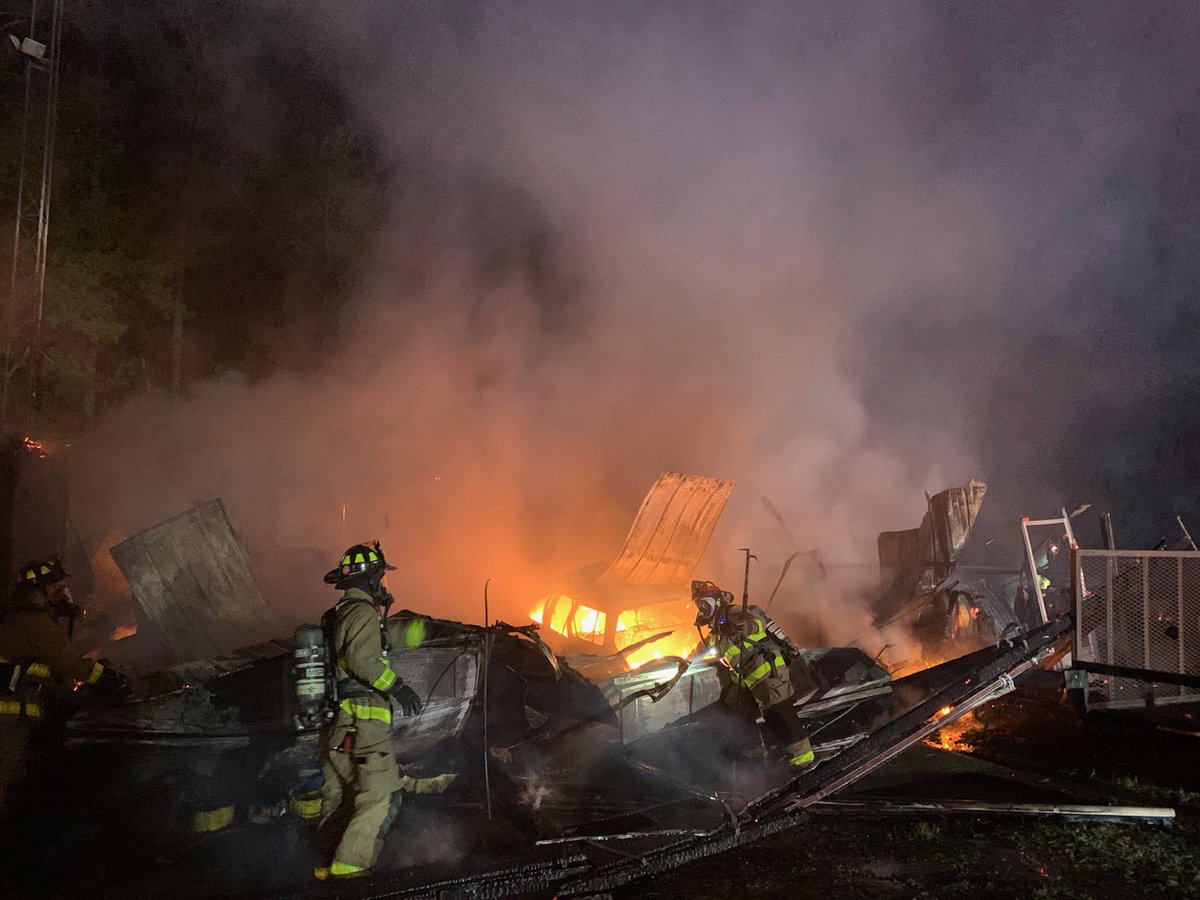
xmin=529 ymin=594 xmax=699 ymax=669
xmin=620 ymin=627 xmax=700 ymax=669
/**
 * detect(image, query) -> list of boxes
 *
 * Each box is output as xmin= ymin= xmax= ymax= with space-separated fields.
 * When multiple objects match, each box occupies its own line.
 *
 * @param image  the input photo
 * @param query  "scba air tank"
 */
xmin=293 ymin=624 xmax=332 ymax=730
xmin=764 ymin=617 xmax=793 ymax=647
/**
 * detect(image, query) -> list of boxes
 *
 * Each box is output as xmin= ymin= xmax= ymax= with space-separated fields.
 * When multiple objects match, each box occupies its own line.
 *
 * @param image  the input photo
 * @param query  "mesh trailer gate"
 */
xmin=1071 ymin=548 xmax=1200 ymax=708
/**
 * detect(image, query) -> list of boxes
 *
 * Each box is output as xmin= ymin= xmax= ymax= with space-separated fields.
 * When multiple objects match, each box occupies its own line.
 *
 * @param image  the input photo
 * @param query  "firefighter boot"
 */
xmin=786 ymin=735 xmax=815 ymax=770
xmin=313 ymin=866 xmax=369 ymax=881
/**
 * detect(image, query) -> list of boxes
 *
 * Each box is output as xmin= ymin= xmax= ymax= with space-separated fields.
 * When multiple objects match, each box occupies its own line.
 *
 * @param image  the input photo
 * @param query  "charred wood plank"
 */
xmin=109 ymin=499 xmax=274 ymax=663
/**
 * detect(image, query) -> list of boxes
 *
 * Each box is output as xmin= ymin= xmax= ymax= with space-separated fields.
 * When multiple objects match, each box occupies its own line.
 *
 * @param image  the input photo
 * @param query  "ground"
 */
xmin=3 ymin=684 xmax=1198 ymax=898
xmin=626 ymin=689 xmax=1200 ymax=900
xmin=626 ymin=800 xmax=1200 ymax=899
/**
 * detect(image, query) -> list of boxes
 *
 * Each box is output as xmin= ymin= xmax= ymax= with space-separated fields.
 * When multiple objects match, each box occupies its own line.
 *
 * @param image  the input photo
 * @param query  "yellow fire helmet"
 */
xmin=17 ymin=554 xmax=67 ymax=587
xmin=323 ymin=541 xmax=396 ymax=588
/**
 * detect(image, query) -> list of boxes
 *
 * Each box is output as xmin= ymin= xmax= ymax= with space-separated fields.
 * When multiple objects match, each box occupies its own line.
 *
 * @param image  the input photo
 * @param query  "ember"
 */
xmin=924 ymin=710 xmax=981 ymax=753
xmin=519 ymin=779 xmax=553 ymax=811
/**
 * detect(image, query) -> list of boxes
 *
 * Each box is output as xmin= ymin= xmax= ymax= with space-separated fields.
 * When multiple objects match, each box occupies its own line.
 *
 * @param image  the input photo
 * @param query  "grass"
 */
xmin=1112 ymin=774 xmax=1200 ymax=809
xmin=1015 ymin=818 xmax=1200 ymax=895
xmin=911 ymin=821 xmax=942 ymax=842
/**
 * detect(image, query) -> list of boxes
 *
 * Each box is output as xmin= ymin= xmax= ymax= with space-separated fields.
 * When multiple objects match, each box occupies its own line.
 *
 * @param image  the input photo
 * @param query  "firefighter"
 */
xmin=692 ymin=580 xmax=815 ymax=770
xmin=0 ymin=555 xmax=112 ymax=811
xmin=314 ymin=542 xmax=423 ymax=881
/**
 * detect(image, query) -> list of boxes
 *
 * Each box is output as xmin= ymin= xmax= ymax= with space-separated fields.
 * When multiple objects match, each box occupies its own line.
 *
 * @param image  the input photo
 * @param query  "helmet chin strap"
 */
xmin=367 ymin=573 xmax=393 ymax=612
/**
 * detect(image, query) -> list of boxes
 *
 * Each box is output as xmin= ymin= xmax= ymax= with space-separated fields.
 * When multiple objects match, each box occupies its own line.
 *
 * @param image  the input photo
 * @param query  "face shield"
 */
xmin=693 ymin=595 xmax=719 ymax=627
xmin=369 ymin=571 xmax=392 ymax=608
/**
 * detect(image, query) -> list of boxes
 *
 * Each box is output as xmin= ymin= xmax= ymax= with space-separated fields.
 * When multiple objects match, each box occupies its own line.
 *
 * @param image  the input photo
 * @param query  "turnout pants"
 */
xmin=0 ymin=718 xmax=30 ymax=810
xmin=318 ymin=714 xmax=402 ymax=873
xmin=728 ymin=668 xmax=813 ymax=762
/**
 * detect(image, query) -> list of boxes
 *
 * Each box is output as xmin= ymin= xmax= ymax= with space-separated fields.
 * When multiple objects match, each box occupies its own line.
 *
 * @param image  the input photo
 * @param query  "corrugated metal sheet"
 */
xmin=598 ymin=472 xmax=735 ymax=586
xmin=927 ymin=479 xmax=988 ymax=570
xmin=877 ymin=480 xmax=987 ymax=618
xmin=110 ymin=499 xmax=275 ymax=663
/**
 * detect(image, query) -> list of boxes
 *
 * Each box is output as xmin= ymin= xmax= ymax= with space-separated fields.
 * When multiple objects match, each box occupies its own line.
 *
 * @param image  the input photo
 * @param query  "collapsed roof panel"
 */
xmin=598 ymin=472 xmax=735 ymax=586
xmin=109 ymin=499 xmax=276 ymax=663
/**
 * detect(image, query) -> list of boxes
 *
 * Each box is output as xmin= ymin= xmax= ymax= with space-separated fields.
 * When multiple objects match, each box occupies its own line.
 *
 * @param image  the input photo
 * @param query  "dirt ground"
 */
xmin=625 ymin=688 xmax=1200 ymax=900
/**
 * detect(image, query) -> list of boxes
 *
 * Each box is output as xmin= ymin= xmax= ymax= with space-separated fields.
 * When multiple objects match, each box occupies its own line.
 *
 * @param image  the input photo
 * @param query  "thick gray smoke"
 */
xmin=68 ymin=3 xmax=1200 ymax=637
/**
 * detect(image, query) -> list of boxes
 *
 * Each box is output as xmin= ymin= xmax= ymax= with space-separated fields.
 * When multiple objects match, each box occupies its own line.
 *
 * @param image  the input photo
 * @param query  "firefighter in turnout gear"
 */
xmin=692 ymin=580 xmax=815 ymax=770
xmin=314 ymin=542 xmax=423 ymax=881
xmin=0 ymin=556 xmax=110 ymax=811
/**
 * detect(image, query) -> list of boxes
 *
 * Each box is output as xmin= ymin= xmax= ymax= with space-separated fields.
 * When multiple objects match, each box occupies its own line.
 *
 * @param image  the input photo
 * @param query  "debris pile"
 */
xmin=23 ymin=472 xmax=1199 ymax=897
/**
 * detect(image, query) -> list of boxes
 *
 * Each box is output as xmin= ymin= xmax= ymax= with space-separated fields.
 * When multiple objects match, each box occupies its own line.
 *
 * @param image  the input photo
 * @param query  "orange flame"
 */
xmin=621 ymin=627 xmax=698 ymax=669
xmin=923 ymin=710 xmax=980 ymax=753
xmin=528 ymin=594 xmax=697 ymax=669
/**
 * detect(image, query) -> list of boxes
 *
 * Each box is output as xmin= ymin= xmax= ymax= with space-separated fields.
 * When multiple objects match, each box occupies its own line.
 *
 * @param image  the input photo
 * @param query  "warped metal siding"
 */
xmin=110 ymin=499 xmax=275 ymax=663
xmin=927 ymin=479 xmax=988 ymax=572
xmin=878 ymin=479 xmax=987 ymax=617
xmin=598 ymin=472 xmax=735 ymax=586
xmin=385 ymin=639 xmax=481 ymax=757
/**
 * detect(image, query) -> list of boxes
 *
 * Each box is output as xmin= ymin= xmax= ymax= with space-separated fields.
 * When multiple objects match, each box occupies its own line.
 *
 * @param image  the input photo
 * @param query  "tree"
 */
xmin=0 ymin=0 xmax=391 ymax=427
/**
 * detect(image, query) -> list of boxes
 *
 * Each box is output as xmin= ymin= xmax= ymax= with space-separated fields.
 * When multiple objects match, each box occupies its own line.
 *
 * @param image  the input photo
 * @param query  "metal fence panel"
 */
xmin=1074 ymin=549 xmax=1200 ymax=706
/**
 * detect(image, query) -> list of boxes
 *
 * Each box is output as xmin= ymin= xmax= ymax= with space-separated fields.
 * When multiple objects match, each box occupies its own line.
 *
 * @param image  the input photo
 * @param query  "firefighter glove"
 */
xmin=389 ymin=682 xmax=423 ymax=717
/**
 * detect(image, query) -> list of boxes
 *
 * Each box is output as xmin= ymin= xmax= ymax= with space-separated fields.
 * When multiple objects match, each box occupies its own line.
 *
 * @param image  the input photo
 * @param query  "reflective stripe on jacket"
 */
xmin=338 ymin=697 xmax=391 ymax=724
xmin=0 ymin=698 xmax=41 ymax=718
xmin=0 ymin=654 xmax=101 ymax=686
xmin=709 ymin=606 xmax=789 ymax=690
xmin=0 ymin=604 xmax=104 ymax=718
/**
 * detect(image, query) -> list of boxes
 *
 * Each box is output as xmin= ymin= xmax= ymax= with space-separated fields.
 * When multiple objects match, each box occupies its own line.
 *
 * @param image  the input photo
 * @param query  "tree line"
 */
xmin=0 ymin=0 xmax=390 ymax=430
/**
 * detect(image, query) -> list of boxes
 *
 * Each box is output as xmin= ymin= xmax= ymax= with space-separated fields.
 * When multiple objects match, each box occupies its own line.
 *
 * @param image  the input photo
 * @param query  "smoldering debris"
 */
xmin=22 ymin=360 xmax=1192 ymax=899
xmin=41 ymin=477 xmax=1200 ymax=899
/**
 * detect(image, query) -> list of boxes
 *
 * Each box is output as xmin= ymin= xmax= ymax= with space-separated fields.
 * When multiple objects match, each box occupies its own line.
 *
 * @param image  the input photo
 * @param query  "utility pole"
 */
xmin=1 ymin=0 xmax=64 ymax=427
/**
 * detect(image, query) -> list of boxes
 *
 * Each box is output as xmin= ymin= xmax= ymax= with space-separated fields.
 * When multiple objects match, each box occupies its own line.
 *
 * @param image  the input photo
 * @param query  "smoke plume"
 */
xmin=68 ymin=3 xmax=1200 ymax=638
